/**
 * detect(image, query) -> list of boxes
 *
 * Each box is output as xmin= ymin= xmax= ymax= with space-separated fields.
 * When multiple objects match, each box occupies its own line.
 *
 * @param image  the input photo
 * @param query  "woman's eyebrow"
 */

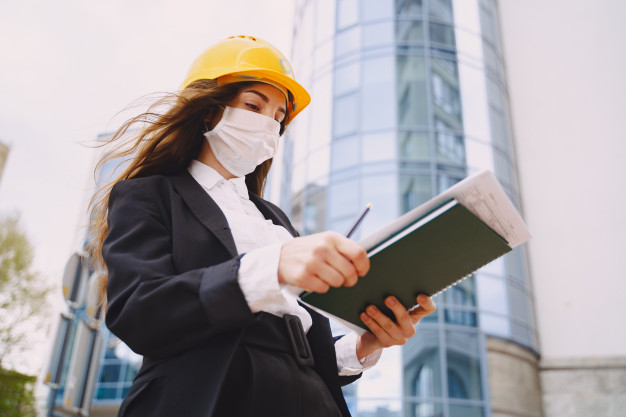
xmin=244 ymin=89 xmax=287 ymax=114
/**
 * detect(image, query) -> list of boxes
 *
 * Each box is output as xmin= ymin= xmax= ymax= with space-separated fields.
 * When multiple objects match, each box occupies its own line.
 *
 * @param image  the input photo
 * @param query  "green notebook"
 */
xmin=301 ymin=199 xmax=511 ymax=331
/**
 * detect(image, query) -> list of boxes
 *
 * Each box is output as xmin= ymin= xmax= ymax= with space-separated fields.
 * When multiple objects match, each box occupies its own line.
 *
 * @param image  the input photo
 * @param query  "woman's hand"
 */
xmin=356 ymin=294 xmax=436 ymax=359
xmin=277 ymin=231 xmax=370 ymax=293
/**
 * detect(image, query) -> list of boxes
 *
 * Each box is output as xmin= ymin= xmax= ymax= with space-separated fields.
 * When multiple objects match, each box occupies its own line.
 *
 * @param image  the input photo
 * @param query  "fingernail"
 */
xmin=367 ymin=305 xmax=377 ymax=314
xmin=386 ymin=296 xmax=397 ymax=306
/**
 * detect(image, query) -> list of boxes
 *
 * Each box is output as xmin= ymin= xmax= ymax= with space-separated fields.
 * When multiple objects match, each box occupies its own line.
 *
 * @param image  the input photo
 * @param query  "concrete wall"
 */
xmin=487 ymin=337 xmax=543 ymax=417
xmin=498 ymin=0 xmax=626 ymax=360
xmin=497 ymin=1 xmax=626 ymax=415
xmin=540 ymin=357 xmax=626 ymax=417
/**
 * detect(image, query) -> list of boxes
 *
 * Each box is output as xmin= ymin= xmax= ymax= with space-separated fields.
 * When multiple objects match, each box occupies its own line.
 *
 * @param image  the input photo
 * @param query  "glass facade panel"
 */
xmin=362 ymin=55 xmax=396 ymax=131
xmin=403 ymin=329 xmax=442 ymax=398
xmin=336 ymin=25 xmax=361 ymax=57
xmin=362 ymin=0 xmax=394 ymax=22
xmin=337 ymin=0 xmax=359 ymax=29
xmin=399 ymin=131 xmax=430 ymax=159
xmin=479 ymin=313 xmax=510 ymax=337
xmin=397 ymin=19 xmax=425 ymax=43
xmin=363 ymin=21 xmax=394 ymax=49
xmin=332 ymin=135 xmax=360 ymax=170
xmin=405 ymin=402 xmax=443 ymax=417
xmin=445 ymin=309 xmax=477 ymax=327
xmin=363 ymin=132 xmax=396 ymax=162
xmin=307 ymin=145 xmax=331 ymax=182
xmin=286 ymin=1 xmax=538 ymax=416
xmin=429 ymin=22 xmax=456 ymax=49
xmin=476 ymin=274 xmax=508 ymax=315
xmin=362 ymin=174 xmax=398 ymax=233
xmin=328 ymin=178 xmax=360 ymax=218
xmin=334 ymin=92 xmax=360 ymax=136
xmin=445 ymin=331 xmax=482 ymax=400
xmin=448 ymin=404 xmax=485 ymax=417
xmin=429 ymin=0 xmax=453 ymax=24
xmin=335 ymin=61 xmax=360 ymax=96
xmin=396 ymin=0 xmax=423 ymax=17
xmin=400 ymin=174 xmax=432 ymax=213
xmin=398 ymin=55 xmax=428 ymax=127
xmin=445 ymin=276 xmax=475 ymax=307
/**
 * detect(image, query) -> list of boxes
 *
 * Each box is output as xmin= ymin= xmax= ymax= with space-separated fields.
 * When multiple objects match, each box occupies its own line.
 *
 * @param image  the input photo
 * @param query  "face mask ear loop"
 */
xmin=203 ymin=121 xmax=210 ymax=133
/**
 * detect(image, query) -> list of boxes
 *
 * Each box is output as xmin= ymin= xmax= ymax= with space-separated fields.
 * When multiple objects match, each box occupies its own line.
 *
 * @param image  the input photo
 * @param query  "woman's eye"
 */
xmin=246 ymin=103 xmax=260 ymax=111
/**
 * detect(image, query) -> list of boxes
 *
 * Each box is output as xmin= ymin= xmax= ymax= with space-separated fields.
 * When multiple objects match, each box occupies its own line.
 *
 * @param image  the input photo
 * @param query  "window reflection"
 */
xmin=445 ymin=276 xmax=475 ymax=307
xmin=448 ymin=404 xmax=484 ymax=417
xmin=429 ymin=23 xmax=456 ymax=49
xmin=406 ymin=402 xmax=443 ymax=417
xmin=94 ymin=334 xmax=140 ymax=403
xmin=428 ymin=0 xmax=453 ymax=24
xmin=403 ymin=329 xmax=442 ymax=400
xmin=399 ymin=131 xmax=430 ymax=159
xmin=396 ymin=0 xmax=423 ymax=17
xmin=444 ymin=310 xmax=477 ymax=327
xmin=400 ymin=174 xmax=431 ymax=213
xmin=397 ymin=20 xmax=424 ymax=43
xmin=445 ymin=331 xmax=483 ymax=400
xmin=398 ymin=55 xmax=428 ymax=127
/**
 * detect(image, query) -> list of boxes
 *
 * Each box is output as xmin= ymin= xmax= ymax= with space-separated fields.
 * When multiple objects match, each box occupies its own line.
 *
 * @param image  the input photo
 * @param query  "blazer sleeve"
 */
xmin=103 ymin=178 xmax=255 ymax=359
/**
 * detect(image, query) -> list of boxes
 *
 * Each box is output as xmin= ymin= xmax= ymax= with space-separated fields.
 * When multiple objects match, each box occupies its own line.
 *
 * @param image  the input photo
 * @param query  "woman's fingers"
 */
xmin=361 ymin=303 xmax=411 ymax=347
xmin=359 ymin=294 xmax=437 ymax=351
xmin=409 ymin=294 xmax=437 ymax=324
xmin=277 ymin=231 xmax=369 ymax=291
xmin=333 ymin=236 xmax=370 ymax=277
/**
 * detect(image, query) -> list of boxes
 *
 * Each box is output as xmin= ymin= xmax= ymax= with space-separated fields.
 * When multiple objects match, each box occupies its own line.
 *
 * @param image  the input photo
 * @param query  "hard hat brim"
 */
xmin=182 ymin=68 xmax=311 ymax=123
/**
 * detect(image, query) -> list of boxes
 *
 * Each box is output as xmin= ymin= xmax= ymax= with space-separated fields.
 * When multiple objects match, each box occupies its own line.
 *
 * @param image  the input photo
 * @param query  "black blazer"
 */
xmin=103 ymin=171 xmax=359 ymax=417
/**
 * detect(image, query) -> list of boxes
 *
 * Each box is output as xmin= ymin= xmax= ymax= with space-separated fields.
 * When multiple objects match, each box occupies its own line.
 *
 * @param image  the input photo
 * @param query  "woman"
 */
xmin=88 ymin=35 xmax=436 ymax=417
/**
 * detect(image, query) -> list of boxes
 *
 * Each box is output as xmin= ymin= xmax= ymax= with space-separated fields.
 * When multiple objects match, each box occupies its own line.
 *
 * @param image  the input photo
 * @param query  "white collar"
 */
xmin=188 ymin=160 xmax=250 ymax=199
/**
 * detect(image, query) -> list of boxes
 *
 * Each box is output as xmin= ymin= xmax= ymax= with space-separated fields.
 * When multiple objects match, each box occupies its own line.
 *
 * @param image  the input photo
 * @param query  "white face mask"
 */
xmin=204 ymin=106 xmax=281 ymax=177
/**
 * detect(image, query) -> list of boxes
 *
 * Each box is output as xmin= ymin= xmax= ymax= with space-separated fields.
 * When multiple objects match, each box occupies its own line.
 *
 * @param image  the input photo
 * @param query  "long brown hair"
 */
xmin=87 ymin=79 xmax=287 ymax=302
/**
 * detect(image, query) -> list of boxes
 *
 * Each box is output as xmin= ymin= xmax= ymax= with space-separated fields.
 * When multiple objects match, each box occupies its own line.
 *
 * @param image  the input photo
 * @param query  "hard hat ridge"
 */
xmin=181 ymin=35 xmax=311 ymax=124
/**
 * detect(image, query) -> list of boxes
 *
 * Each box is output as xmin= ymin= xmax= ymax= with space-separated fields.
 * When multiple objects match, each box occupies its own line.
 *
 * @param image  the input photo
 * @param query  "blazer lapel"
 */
xmin=170 ymin=172 xmax=239 ymax=258
xmin=249 ymin=193 xmax=299 ymax=237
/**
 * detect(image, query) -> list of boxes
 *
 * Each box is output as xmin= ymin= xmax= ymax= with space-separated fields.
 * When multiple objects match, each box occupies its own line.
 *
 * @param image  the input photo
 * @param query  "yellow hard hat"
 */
xmin=181 ymin=35 xmax=311 ymax=123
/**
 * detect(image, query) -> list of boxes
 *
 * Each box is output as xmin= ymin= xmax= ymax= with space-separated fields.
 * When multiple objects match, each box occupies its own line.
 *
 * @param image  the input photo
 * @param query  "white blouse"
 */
xmin=188 ymin=160 xmax=381 ymax=375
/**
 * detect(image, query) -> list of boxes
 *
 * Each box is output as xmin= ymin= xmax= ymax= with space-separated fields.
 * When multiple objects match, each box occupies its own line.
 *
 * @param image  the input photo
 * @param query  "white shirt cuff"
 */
xmin=335 ymin=332 xmax=383 ymax=376
xmin=237 ymin=243 xmax=284 ymax=313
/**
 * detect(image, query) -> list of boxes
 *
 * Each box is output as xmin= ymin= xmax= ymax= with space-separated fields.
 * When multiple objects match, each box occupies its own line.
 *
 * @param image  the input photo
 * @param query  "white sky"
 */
xmin=0 ymin=0 xmax=294 ymax=373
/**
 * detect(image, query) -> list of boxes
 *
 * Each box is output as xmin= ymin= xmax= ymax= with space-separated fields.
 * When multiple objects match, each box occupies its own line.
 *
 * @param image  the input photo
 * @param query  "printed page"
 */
xmin=358 ymin=170 xmax=531 ymax=251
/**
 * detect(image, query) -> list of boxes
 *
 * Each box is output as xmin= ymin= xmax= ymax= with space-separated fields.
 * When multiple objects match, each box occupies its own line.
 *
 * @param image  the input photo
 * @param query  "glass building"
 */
xmin=283 ymin=0 xmax=538 ymax=416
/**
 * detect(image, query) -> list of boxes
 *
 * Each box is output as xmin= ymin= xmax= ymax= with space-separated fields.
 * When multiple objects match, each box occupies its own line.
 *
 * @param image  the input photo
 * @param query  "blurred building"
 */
xmin=280 ymin=0 xmax=625 ymax=417
xmin=285 ymin=1 xmax=537 ymax=416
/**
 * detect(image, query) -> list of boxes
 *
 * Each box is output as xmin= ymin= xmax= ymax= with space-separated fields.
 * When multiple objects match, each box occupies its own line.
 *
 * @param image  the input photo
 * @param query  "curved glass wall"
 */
xmin=288 ymin=0 xmax=537 ymax=415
